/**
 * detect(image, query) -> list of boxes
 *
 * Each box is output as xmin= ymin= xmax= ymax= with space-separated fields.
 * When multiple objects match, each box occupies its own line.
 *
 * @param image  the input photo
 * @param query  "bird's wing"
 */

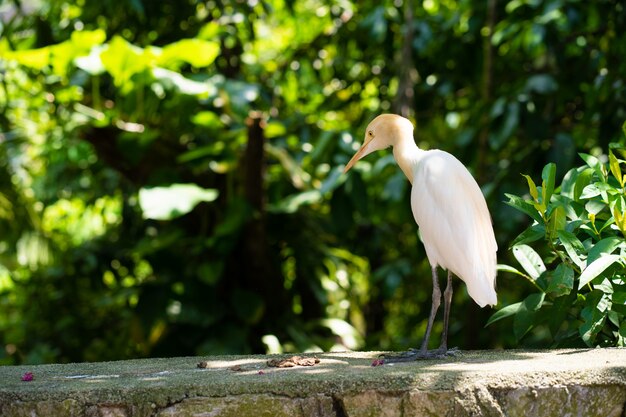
xmin=410 ymin=150 xmax=497 ymax=307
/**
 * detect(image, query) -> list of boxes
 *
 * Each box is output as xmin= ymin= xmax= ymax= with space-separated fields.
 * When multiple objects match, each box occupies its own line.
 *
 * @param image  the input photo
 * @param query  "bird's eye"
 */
xmin=368 ymin=130 xmax=373 ymax=137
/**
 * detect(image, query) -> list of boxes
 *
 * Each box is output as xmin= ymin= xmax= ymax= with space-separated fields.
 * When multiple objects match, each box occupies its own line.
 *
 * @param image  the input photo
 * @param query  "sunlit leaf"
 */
xmin=512 ymin=244 xmax=546 ymax=279
xmin=579 ymin=153 xmax=605 ymax=179
xmin=6 ymin=47 xmax=51 ymax=69
xmin=139 ymin=184 xmax=219 ymax=220
xmin=152 ymin=68 xmax=217 ymax=97
xmin=578 ymin=254 xmax=622 ymax=289
xmin=557 ymin=230 xmax=585 ymax=269
xmin=546 ymin=205 xmax=566 ymax=240
xmin=609 ymin=150 xmax=623 ymax=186
xmin=541 ymin=162 xmax=556 ymax=203
xmin=190 ymin=111 xmax=223 ymax=128
xmin=522 ymin=174 xmax=539 ymax=202
xmin=159 ymin=39 xmax=220 ymax=68
xmin=100 ymin=36 xmax=151 ymax=92
xmin=319 ymin=318 xmax=363 ymax=350
xmin=70 ymin=29 xmax=106 ymax=49
xmin=587 ymin=237 xmax=623 ymax=265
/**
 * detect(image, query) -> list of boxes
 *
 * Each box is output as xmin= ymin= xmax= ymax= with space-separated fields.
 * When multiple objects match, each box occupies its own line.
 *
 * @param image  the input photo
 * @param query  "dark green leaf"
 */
xmin=485 ymin=302 xmax=522 ymax=327
xmin=580 ymin=291 xmax=609 ymax=346
xmin=548 ymin=292 xmax=576 ymax=337
xmin=612 ymin=290 xmax=626 ymax=315
xmin=547 ymin=264 xmax=574 ymax=296
xmin=504 ymin=193 xmax=544 ymax=224
xmin=513 ymin=293 xmax=545 ymax=340
xmin=510 ymin=224 xmax=545 ymax=246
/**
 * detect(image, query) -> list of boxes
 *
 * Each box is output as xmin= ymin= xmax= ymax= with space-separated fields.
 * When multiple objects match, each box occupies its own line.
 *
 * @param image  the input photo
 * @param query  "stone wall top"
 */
xmin=1 ymin=349 xmax=625 ymax=416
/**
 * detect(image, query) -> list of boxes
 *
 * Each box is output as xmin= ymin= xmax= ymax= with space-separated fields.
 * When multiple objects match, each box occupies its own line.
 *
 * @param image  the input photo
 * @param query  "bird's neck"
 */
xmin=392 ymin=135 xmax=422 ymax=184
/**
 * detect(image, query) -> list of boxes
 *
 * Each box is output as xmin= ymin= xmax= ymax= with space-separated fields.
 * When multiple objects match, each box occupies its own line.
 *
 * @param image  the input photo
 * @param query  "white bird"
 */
xmin=344 ymin=114 xmax=497 ymax=360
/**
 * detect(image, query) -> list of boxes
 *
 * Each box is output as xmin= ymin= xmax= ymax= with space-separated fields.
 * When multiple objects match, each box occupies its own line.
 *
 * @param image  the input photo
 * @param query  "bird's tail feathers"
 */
xmin=464 ymin=263 xmax=497 ymax=308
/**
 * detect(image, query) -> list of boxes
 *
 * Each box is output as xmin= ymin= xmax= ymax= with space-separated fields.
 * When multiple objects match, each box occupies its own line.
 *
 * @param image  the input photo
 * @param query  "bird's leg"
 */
xmin=378 ymin=267 xmax=456 ymax=364
xmin=439 ymin=270 xmax=454 ymax=352
xmin=419 ymin=266 xmax=441 ymax=352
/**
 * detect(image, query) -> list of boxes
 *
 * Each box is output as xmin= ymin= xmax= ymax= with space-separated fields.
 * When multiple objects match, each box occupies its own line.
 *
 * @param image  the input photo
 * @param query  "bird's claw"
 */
xmin=377 ymin=347 xmax=459 ymax=364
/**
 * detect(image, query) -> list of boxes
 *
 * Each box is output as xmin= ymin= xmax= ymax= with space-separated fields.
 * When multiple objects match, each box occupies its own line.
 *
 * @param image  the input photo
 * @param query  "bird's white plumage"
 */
xmin=344 ymin=114 xmax=497 ymax=308
xmin=410 ymin=150 xmax=497 ymax=307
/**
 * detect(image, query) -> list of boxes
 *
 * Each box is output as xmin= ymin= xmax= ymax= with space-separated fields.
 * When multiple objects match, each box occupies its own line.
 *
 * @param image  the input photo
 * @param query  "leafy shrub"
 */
xmin=490 ymin=144 xmax=626 ymax=347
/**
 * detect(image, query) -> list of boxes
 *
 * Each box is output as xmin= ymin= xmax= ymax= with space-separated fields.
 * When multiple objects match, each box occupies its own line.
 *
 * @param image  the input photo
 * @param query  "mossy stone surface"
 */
xmin=1 ymin=349 xmax=625 ymax=416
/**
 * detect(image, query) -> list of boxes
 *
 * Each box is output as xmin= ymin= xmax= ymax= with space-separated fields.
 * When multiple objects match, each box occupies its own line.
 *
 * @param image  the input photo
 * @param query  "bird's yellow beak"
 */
xmin=343 ymin=142 xmax=370 ymax=174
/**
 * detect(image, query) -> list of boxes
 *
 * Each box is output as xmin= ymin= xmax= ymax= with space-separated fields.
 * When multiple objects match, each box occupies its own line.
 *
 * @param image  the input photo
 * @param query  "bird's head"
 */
xmin=344 ymin=114 xmax=414 ymax=173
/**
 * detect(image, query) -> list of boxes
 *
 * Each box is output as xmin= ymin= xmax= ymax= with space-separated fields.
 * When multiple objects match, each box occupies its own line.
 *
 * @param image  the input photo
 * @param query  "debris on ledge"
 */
xmin=1 ymin=349 xmax=625 ymax=416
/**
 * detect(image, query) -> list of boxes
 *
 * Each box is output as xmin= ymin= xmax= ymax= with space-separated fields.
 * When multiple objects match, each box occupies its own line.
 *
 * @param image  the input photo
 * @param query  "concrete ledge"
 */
xmin=1 ymin=349 xmax=625 ymax=416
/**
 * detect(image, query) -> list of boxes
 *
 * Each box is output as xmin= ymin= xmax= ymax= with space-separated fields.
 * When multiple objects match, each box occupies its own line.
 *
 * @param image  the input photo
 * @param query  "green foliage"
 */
xmin=1 ymin=0 xmax=626 ymax=364
xmin=492 ymin=146 xmax=626 ymax=347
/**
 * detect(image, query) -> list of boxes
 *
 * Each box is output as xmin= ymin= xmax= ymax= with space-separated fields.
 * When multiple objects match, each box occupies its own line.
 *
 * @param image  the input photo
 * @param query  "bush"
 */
xmin=490 ymin=143 xmax=626 ymax=347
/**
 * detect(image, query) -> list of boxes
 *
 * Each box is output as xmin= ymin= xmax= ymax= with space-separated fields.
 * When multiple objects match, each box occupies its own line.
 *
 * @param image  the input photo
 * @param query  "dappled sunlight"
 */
xmin=1 ymin=0 xmax=626 ymax=366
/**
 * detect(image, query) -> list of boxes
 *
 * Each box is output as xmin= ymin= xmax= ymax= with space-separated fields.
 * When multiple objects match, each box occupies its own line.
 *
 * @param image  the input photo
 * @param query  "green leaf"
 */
xmin=609 ymin=150 xmax=623 ymax=186
xmin=548 ymin=292 xmax=575 ymax=336
xmin=267 ymin=190 xmax=322 ymax=214
xmin=578 ymin=254 xmax=622 ymax=289
xmin=6 ymin=46 xmax=51 ymax=69
xmin=580 ymin=183 xmax=603 ymax=199
xmin=522 ymin=174 xmax=539 ymax=201
xmin=319 ymin=318 xmax=363 ymax=349
xmin=580 ymin=291 xmax=609 ymax=346
xmin=139 ymin=183 xmax=219 ymax=220
xmin=557 ymin=229 xmax=585 ymax=269
xmin=497 ymin=264 xmax=531 ymax=278
xmin=152 ymin=68 xmax=217 ymax=97
xmin=614 ymin=289 xmax=626 ymax=315
xmin=191 ymin=111 xmax=223 ymax=128
xmin=510 ymin=224 xmax=545 ymax=247
xmin=573 ymin=168 xmax=594 ymax=201
xmin=513 ymin=293 xmax=545 ymax=340
xmin=512 ymin=244 xmax=546 ymax=279
xmin=587 ymin=237 xmax=623 ymax=265
xmin=159 ymin=39 xmax=220 ymax=68
xmin=100 ymin=36 xmax=150 ymax=93
xmin=579 ymin=153 xmax=605 ymax=180
xmin=541 ymin=162 xmax=556 ymax=204
xmin=546 ymin=205 xmax=566 ymax=240
xmin=485 ymin=302 xmax=522 ymax=327
xmin=504 ymin=194 xmax=544 ymax=224
xmin=547 ymin=264 xmax=574 ymax=296
xmin=560 ymin=167 xmax=581 ymax=199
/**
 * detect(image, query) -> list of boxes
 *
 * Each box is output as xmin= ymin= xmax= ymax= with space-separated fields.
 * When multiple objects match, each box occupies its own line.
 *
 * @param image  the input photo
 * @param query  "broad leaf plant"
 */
xmin=490 ymin=142 xmax=626 ymax=347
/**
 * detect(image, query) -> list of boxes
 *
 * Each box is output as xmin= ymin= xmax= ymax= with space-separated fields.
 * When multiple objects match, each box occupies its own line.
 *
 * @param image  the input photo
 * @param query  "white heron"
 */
xmin=343 ymin=114 xmax=497 ymax=360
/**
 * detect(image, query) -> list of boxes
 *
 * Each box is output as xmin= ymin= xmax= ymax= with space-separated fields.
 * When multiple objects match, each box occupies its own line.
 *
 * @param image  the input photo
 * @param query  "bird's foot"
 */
xmin=375 ymin=347 xmax=459 ymax=365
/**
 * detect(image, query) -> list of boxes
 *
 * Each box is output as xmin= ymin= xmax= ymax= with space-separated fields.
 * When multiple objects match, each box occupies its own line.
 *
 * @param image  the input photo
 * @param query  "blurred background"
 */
xmin=0 ymin=0 xmax=625 ymax=364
